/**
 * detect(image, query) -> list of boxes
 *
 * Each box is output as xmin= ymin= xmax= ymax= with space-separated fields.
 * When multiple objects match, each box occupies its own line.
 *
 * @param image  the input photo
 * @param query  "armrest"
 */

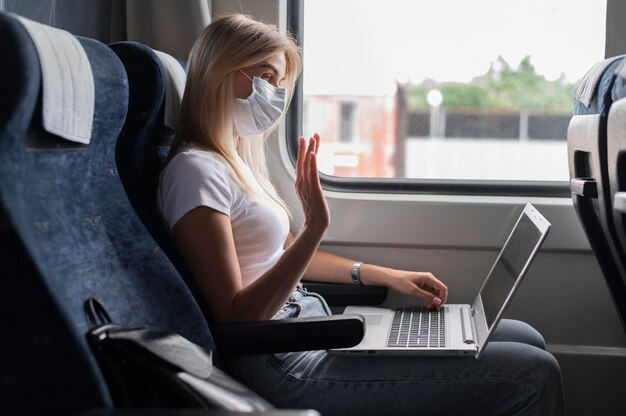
xmin=570 ymin=177 xmax=598 ymax=198
xmin=302 ymin=282 xmax=387 ymax=306
xmin=78 ymin=409 xmax=320 ymax=415
xmin=212 ymin=314 xmax=365 ymax=355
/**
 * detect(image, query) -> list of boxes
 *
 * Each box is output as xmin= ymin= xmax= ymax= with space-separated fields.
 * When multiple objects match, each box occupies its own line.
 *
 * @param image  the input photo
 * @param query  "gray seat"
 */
xmin=607 ymin=63 xmax=626 ymax=311
xmin=568 ymin=56 xmax=626 ymax=333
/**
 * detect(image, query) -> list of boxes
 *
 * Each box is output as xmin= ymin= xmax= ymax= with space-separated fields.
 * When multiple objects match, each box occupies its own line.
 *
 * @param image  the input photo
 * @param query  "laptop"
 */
xmin=330 ymin=203 xmax=550 ymax=359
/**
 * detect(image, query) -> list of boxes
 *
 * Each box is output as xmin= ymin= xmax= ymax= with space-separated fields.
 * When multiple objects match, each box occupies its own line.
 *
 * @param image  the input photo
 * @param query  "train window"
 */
xmin=290 ymin=0 xmax=606 ymax=194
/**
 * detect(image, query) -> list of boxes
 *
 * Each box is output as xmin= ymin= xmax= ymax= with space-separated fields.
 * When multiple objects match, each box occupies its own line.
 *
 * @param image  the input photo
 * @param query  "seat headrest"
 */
xmin=13 ymin=14 xmax=95 ymax=144
xmin=109 ymin=41 xmax=185 ymax=132
xmin=0 ymin=12 xmax=128 ymax=148
xmin=109 ymin=41 xmax=168 ymax=138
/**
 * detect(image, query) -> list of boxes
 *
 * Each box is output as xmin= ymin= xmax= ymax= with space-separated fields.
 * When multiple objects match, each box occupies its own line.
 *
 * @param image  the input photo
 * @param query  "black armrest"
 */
xmin=212 ymin=314 xmax=365 ymax=355
xmin=302 ymin=281 xmax=387 ymax=306
xmin=78 ymin=409 xmax=320 ymax=415
xmin=571 ymin=177 xmax=598 ymax=198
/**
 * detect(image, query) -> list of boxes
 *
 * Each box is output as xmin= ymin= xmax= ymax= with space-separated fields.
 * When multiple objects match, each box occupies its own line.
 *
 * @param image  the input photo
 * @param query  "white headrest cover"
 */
xmin=14 ymin=14 xmax=95 ymax=144
xmin=154 ymin=50 xmax=186 ymax=130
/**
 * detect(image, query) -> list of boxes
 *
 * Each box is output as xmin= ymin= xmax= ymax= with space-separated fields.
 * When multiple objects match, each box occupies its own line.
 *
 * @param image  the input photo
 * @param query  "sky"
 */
xmin=303 ymin=0 xmax=607 ymax=96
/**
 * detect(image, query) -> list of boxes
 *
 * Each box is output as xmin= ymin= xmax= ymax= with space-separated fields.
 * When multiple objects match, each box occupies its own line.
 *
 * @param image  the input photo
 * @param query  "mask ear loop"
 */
xmin=239 ymin=69 xmax=253 ymax=82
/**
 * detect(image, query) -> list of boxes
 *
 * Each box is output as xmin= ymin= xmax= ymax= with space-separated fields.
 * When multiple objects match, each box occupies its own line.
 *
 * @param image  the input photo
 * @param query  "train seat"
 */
xmin=607 ymin=61 xmax=626 ymax=296
xmin=568 ymin=56 xmax=626 ymax=333
xmin=107 ymin=41 xmax=201 ymax=311
xmin=0 ymin=12 xmax=216 ymax=414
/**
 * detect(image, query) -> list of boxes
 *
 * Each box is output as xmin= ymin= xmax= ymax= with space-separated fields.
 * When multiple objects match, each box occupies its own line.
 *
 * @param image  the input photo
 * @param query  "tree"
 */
xmin=403 ymin=56 xmax=575 ymax=112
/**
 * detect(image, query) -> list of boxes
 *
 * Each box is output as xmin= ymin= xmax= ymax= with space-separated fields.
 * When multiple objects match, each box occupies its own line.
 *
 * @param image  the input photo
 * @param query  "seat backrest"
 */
xmin=607 ymin=66 xmax=626 ymax=292
xmin=0 ymin=13 xmax=214 ymax=415
xmin=568 ymin=56 xmax=626 ymax=333
xmin=109 ymin=41 xmax=212 ymax=319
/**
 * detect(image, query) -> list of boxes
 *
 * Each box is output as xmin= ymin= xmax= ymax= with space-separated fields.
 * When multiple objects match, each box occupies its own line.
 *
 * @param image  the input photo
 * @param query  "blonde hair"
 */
xmin=168 ymin=14 xmax=302 ymax=212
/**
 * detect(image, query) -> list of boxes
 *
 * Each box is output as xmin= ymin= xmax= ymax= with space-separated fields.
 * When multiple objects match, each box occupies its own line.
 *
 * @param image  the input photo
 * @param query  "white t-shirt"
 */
xmin=157 ymin=147 xmax=290 ymax=287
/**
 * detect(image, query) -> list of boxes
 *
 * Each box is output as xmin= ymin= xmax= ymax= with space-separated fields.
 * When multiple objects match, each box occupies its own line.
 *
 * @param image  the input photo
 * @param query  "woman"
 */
xmin=158 ymin=13 xmax=565 ymax=416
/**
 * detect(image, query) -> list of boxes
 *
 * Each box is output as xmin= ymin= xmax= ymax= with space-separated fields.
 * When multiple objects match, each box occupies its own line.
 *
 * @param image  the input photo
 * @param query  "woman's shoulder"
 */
xmin=168 ymin=147 xmax=227 ymax=170
xmin=160 ymin=147 xmax=238 ymax=194
xmin=163 ymin=147 xmax=234 ymax=180
xmin=158 ymin=147 xmax=236 ymax=229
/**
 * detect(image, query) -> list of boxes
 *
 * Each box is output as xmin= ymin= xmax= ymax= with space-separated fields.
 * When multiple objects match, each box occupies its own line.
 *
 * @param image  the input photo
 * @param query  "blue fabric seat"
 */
xmin=0 ymin=12 xmax=214 ymax=415
xmin=108 ymin=41 xmax=208 ymax=315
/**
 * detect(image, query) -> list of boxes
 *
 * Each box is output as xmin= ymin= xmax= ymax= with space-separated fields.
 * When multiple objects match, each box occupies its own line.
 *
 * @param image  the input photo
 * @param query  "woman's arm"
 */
xmin=300 ymin=248 xmax=448 ymax=309
xmin=172 ymin=135 xmax=329 ymax=323
xmin=173 ymin=207 xmax=325 ymax=323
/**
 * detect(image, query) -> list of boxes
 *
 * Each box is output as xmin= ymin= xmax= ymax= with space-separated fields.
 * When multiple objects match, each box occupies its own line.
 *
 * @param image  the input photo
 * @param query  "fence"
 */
xmin=405 ymin=109 xmax=571 ymax=141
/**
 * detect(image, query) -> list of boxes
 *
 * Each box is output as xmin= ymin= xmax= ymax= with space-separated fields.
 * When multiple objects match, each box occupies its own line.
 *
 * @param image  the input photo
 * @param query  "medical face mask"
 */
xmin=233 ymin=71 xmax=288 ymax=136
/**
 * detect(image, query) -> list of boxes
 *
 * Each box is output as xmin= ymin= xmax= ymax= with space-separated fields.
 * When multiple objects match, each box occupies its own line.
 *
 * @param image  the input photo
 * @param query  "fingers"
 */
xmin=411 ymin=286 xmax=441 ymax=308
xmin=303 ymin=137 xmax=314 ymax=183
xmin=409 ymin=273 xmax=448 ymax=309
xmin=293 ymin=133 xmax=330 ymax=232
xmin=308 ymin=135 xmax=317 ymax=156
xmin=309 ymin=149 xmax=320 ymax=186
xmin=297 ymin=137 xmax=306 ymax=176
xmin=297 ymin=135 xmax=318 ymax=188
xmin=436 ymin=280 xmax=448 ymax=305
xmin=296 ymin=134 xmax=320 ymax=167
xmin=296 ymin=133 xmax=322 ymax=206
xmin=427 ymin=285 xmax=448 ymax=309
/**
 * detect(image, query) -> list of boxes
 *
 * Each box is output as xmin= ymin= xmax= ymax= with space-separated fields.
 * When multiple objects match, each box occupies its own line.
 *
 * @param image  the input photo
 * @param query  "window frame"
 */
xmin=286 ymin=0 xmax=570 ymax=198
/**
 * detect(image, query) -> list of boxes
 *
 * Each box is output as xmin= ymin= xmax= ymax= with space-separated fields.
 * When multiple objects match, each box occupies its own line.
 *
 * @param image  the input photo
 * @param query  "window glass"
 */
xmin=302 ymin=0 xmax=606 ymax=181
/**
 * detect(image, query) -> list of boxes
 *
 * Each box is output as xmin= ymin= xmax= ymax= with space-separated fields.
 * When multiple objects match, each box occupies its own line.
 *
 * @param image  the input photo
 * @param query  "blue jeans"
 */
xmin=225 ymin=289 xmax=566 ymax=416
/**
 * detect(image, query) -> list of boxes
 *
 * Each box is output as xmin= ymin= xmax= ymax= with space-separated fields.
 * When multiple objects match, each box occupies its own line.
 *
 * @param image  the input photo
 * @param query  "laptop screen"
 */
xmin=480 ymin=213 xmax=543 ymax=329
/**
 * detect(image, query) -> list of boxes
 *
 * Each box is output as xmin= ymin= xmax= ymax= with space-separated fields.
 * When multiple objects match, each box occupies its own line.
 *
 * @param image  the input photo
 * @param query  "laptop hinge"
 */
xmin=460 ymin=307 xmax=476 ymax=344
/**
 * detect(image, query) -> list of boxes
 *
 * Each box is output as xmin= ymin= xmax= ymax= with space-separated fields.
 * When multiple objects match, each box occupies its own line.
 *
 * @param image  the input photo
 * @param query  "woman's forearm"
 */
xmin=227 ymin=225 xmax=325 ymax=322
xmin=303 ymin=250 xmax=393 ymax=286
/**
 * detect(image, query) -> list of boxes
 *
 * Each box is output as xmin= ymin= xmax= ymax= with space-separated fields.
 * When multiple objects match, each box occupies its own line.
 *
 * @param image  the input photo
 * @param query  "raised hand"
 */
xmin=295 ymin=133 xmax=330 ymax=234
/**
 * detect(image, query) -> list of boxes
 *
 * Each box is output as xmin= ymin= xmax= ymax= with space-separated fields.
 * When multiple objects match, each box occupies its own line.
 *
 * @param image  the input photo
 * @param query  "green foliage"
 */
xmin=403 ymin=56 xmax=575 ymax=112
xmin=441 ymin=84 xmax=489 ymax=109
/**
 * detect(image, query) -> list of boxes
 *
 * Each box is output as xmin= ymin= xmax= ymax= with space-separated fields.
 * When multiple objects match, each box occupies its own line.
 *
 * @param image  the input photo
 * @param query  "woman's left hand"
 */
xmin=383 ymin=270 xmax=449 ymax=309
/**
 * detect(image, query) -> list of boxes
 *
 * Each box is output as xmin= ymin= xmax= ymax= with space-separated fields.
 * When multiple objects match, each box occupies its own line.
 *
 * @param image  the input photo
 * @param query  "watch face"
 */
xmin=351 ymin=262 xmax=363 ymax=285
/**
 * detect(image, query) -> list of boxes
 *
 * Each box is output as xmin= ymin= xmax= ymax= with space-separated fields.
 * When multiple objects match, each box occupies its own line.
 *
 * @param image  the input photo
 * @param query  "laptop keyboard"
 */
xmin=387 ymin=306 xmax=447 ymax=348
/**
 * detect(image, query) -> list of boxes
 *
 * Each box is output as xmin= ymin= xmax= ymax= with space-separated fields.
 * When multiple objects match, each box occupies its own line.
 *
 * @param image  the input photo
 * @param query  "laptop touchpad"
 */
xmin=363 ymin=314 xmax=382 ymax=325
